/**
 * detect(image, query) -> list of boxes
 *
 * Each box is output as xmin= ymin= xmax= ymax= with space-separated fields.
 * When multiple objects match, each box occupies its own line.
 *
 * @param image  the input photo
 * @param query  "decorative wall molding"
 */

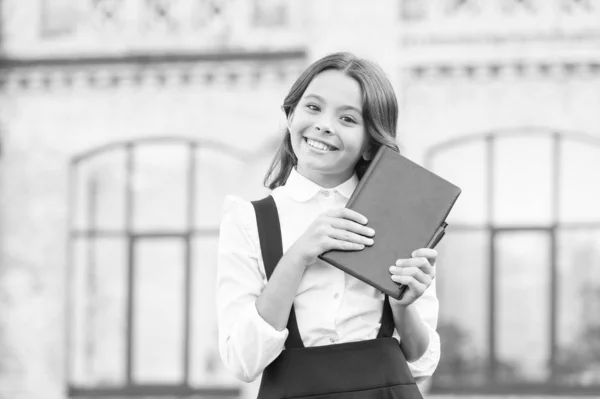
xmin=0 ymin=50 xmax=307 ymax=92
xmin=401 ymin=32 xmax=600 ymax=46
xmin=406 ymin=60 xmax=600 ymax=80
xmin=2 ymin=0 xmax=302 ymax=58
xmin=399 ymin=0 xmax=600 ymax=46
xmin=400 ymin=0 xmax=600 ymax=24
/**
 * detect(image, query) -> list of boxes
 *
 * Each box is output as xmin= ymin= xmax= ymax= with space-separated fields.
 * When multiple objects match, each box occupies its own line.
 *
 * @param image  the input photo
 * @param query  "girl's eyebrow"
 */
xmin=304 ymin=93 xmax=363 ymax=114
xmin=304 ymin=93 xmax=325 ymax=102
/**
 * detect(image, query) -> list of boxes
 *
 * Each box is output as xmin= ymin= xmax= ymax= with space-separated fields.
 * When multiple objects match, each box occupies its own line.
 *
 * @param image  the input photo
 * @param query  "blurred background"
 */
xmin=0 ymin=0 xmax=599 ymax=398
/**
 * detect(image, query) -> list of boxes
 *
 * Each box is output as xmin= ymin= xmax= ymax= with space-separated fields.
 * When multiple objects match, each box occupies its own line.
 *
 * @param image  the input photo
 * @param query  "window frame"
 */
xmin=425 ymin=127 xmax=600 ymax=396
xmin=65 ymin=137 xmax=247 ymax=397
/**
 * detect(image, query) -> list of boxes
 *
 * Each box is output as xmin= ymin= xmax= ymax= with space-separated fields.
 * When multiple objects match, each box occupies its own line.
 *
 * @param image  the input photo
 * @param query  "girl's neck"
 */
xmin=295 ymin=168 xmax=353 ymax=189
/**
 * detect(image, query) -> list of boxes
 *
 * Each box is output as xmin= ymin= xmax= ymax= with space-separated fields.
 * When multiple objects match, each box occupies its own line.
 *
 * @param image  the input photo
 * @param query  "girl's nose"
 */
xmin=315 ymin=123 xmax=334 ymax=134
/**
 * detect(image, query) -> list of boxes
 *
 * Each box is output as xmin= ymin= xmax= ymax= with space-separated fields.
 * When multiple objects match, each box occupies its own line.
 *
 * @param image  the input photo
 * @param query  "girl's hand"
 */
xmin=286 ymin=208 xmax=375 ymax=267
xmin=389 ymin=248 xmax=437 ymax=307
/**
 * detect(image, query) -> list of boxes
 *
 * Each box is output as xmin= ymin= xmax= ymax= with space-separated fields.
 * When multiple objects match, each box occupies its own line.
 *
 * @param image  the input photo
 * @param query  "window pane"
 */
xmin=496 ymin=232 xmax=551 ymax=383
xmin=70 ymin=238 xmax=127 ymax=386
xmin=70 ymin=238 xmax=90 ymax=386
xmin=493 ymin=136 xmax=553 ymax=226
xmin=190 ymin=236 xmax=237 ymax=386
xmin=133 ymin=144 xmax=189 ymax=231
xmin=194 ymin=148 xmax=262 ymax=229
xmin=556 ymin=229 xmax=600 ymax=386
xmin=560 ymin=140 xmax=600 ymax=223
xmin=430 ymin=140 xmax=487 ymax=225
xmin=434 ymin=229 xmax=490 ymax=387
xmin=74 ymin=149 xmax=127 ymax=231
xmin=133 ymin=240 xmax=185 ymax=383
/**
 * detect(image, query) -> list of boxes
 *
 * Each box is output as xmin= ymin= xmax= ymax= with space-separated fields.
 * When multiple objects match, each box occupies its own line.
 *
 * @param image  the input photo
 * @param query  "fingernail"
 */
xmin=411 ymin=251 xmax=416 ymax=257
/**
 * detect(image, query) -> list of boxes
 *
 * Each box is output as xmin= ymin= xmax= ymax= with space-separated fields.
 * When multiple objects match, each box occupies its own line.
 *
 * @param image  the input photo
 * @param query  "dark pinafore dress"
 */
xmin=252 ymin=196 xmax=423 ymax=399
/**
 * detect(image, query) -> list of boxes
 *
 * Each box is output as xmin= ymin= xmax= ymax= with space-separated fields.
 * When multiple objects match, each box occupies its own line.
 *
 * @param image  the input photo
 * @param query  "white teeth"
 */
xmin=306 ymin=138 xmax=335 ymax=151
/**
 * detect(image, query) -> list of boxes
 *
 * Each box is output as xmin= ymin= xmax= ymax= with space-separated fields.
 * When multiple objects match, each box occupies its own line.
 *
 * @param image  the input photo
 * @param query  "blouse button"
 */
xmin=333 ymin=293 xmax=340 ymax=299
xmin=322 ymin=191 xmax=330 ymax=197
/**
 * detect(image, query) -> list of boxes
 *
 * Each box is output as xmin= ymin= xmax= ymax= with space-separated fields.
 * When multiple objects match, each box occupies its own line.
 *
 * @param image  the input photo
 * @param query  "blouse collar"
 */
xmin=284 ymin=168 xmax=358 ymax=202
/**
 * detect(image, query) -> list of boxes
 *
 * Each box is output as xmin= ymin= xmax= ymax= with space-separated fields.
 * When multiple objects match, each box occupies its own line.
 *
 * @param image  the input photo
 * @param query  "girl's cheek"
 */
xmin=293 ymin=120 xmax=314 ymax=133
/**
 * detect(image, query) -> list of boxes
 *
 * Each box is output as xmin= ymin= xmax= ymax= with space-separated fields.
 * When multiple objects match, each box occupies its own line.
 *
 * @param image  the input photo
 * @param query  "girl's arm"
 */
xmin=390 ymin=301 xmax=430 ymax=362
xmin=217 ymin=199 xmax=373 ymax=382
xmin=217 ymin=197 xmax=289 ymax=382
xmin=256 ymin=207 xmax=374 ymax=330
xmin=388 ymin=248 xmax=441 ymax=378
xmin=255 ymin=251 xmax=307 ymax=331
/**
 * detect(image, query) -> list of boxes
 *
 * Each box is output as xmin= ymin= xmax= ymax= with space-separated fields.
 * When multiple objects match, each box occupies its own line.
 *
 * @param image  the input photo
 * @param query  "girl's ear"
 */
xmin=362 ymin=145 xmax=374 ymax=161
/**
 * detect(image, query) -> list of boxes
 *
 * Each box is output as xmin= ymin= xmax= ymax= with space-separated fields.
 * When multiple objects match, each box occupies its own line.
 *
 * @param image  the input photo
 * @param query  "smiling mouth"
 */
xmin=304 ymin=137 xmax=339 ymax=151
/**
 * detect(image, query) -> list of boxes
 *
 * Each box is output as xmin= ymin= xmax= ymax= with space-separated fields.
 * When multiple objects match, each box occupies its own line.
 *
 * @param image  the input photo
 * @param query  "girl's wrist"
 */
xmin=389 ymin=296 xmax=411 ymax=310
xmin=283 ymin=247 xmax=311 ymax=270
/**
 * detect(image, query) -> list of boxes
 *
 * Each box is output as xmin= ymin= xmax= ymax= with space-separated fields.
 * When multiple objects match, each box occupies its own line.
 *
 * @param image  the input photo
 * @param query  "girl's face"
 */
xmin=289 ymin=69 xmax=370 ymax=188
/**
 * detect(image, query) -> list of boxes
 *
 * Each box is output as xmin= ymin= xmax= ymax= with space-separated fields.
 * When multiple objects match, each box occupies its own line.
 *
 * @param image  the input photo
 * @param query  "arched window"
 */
xmin=66 ymin=137 xmax=249 ymax=397
xmin=427 ymin=128 xmax=600 ymax=394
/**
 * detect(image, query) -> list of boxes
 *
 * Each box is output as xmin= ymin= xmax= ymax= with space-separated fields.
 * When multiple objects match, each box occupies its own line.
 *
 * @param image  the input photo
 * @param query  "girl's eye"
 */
xmin=306 ymin=104 xmax=320 ymax=111
xmin=341 ymin=116 xmax=357 ymax=124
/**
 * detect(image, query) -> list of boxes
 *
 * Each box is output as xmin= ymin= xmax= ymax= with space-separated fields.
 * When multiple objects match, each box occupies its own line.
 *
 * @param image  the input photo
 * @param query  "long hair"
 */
xmin=263 ymin=52 xmax=400 ymax=189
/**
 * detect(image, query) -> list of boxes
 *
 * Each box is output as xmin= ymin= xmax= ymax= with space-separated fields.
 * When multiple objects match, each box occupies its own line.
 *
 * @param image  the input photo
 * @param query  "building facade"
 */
xmin=0 ymin=1 xmax=599 ymax=398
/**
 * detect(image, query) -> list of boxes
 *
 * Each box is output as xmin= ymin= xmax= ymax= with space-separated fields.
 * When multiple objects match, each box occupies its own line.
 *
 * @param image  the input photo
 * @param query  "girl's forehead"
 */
xmin=304 ymin=70 xmax=363 ymax=110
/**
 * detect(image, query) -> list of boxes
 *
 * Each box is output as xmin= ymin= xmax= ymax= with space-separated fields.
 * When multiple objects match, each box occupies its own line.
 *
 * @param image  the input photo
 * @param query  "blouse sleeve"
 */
xmin=216 ymin=195 xmax=289 ymax=383
xmin=393 ymin=276 xmax=441 ymax=383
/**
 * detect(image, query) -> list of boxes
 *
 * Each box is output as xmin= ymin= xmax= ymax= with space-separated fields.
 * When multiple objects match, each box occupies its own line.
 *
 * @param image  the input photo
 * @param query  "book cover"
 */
xmin=319 ymin=145 xmax=461 ymax=299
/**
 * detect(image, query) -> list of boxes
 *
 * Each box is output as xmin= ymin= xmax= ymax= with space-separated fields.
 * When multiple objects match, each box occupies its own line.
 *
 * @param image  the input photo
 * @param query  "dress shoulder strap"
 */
xmin=377 ymin=295 xmax=395 ymax=338
xmin=251 ymin=195 xmax=283 ymax=279
xmin=251 ymin=195 xmax=305 ymax=349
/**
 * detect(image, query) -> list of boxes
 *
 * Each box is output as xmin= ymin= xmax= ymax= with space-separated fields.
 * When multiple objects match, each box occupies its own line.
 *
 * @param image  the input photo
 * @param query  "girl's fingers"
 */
xmin=395 ymin=257 xmax=433 ymax=271
xmin=329 ymin=238 xmax=365 ymax=251
xmin=330 ymin=218 xmax=375 ymax=238
xmin=389 ymin=266 xmax=434 ymax=284
xmin=411 ymin=248 xmax=437 ymax=258
xmin=329 ymin=207 xmax=369 ymax=225
xmin=411 ymin=248 xmax=437 ymax=265
xmin=329 ymin=227 xmax=374 ymax=246
xmin=390 ymin=274 xmax=426 ymax=294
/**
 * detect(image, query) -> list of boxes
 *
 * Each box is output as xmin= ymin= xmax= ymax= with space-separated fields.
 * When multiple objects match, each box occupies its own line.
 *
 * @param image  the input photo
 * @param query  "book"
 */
xmin=319 ymin=145 xmax=461 ymax=300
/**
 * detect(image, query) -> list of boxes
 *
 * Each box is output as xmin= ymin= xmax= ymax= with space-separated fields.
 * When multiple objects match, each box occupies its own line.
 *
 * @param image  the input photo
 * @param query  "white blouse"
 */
xmin=216 ymin=168 xmax=441 ymax=384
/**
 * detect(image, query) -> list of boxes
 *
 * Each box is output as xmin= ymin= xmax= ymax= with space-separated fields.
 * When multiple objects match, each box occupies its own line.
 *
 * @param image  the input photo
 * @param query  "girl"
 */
xmin=217 ymin=52 xmax=440 ymax=398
